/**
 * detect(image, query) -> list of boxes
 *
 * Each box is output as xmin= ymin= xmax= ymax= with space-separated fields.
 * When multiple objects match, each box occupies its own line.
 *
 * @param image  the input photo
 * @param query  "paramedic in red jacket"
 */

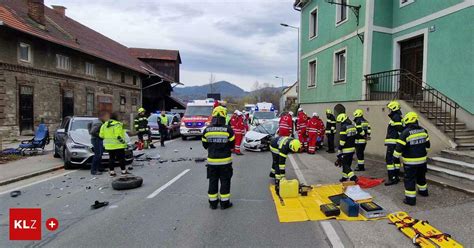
xmin=306 ymin=112 xmax=325 ymax=154
xmin=230 ymin=110 xmax=245 ymax=155
xmin=278 ymin=111 xmax=293 ymax=137
xmin=296 ymin=108 xmax=309 ymax=151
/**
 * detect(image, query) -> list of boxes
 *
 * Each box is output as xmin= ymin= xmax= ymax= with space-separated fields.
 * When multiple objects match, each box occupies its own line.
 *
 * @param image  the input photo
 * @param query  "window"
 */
xmin=106 ymin=68 xmax=112 ymax=81
xmin=334 ymin=49 xmax=346 ymax=83
xmin=308 ymin=60 xmax=317 ymax=87
xmin=19 ymin=43 xmax=32 ymax=63
xmin=56 ymin=54 xmax=71 ymax=71
xmin=131 ymin=97 xmax=138 ymax=107
xmin=86 ymin=93 xmax=94 ymax=116
xmin=85 ymin=62 xmax=95 ymax=76
xmin=121 ymin=72 xmax=125 ymax=83
xmin=400 ymin=0 xmax=414 ymax=7
xmin=309 ymin=8 xmax=318 ymax=38
xmin=120 ymin=96 xmax=126 ymax=113
xmin=336 ymin=0 xmax=348 ymax=25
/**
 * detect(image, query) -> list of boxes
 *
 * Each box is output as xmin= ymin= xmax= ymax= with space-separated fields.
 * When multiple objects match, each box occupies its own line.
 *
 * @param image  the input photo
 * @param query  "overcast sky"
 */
xmin=44 ymin=0 xmax=299 ymax=90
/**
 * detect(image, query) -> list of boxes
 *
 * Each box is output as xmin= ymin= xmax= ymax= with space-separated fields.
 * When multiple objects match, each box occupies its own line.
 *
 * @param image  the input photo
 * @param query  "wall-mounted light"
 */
xmin=429 ymin=25 xmax=436 ymax=32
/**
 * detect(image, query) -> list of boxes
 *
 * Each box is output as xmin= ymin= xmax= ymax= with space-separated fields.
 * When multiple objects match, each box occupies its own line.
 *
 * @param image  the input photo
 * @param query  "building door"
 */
xmin=98 ymin=95 xmax=113 ymax=114
xmin=19 ymin=85 xmax=34 ymax=134
xmin=399 ymin=36 xmax=423 ymax=99
xmin=62 ymin=90 xmax=74 ymax=118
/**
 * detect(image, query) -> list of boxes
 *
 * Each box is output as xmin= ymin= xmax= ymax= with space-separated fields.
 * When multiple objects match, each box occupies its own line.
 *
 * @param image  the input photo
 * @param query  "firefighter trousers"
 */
xmin=355 ymin=143 xmax=366 ymax=169
xmin=207 ymin=163 xmax=233 ymax=202
xmin=341 ymin=152 xmax=356 ymax=181
xmin=326 ymin=133 xmax=335 ymax=152
xmin=270 ymin=152 xmax=278 ymax=178
xmin=404 ymin=163 xmax=428 ymax=205
xmin=385 ymin=144 xmax=401 ymax=179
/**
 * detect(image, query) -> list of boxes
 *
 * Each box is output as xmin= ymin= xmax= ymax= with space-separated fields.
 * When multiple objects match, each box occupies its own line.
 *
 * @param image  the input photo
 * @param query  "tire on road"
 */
xmin=111 ymin=176 xmax=143 ymax=190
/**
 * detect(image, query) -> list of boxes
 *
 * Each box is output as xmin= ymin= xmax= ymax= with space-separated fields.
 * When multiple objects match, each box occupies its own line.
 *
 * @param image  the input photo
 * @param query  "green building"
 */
xmin=293 ymin=0 xmax=474 ymax=187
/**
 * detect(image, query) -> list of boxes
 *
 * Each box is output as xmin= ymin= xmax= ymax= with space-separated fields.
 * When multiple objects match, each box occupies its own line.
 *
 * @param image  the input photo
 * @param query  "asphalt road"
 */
xmin=0 ymin=139 xmax=333 ymax=248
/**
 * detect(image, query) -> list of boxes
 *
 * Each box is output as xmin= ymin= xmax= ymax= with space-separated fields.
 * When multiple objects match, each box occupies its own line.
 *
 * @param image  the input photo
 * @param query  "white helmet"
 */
xmin=288 ymin=111 xmax=294 ymax=116
xmin=312 ymin=112 xmax=318 ymax=117
xmin=234 ymin=110 xmax=239 ymax=114
xmin=237 ymin=111 xmax=242 ymax=116
xmin=298 ymin=108 xmax=303 ymax=112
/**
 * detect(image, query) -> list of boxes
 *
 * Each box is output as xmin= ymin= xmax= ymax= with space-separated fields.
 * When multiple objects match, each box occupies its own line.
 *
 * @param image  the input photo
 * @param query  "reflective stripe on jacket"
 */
xmin=202 ymin=125 xmax=235 ymax=165
xmin=394 ymin=124 xmax=430 ymax=165
xmin=134 ymin=115 xmax=149 ymax=132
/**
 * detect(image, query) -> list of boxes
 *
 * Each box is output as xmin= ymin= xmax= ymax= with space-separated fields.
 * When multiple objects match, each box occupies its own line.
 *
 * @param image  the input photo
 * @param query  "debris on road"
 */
xmin=194 ymin=157 xmax=206 ymax=163
xmin=111 ymin=176 xmax=143 ymax=190
xmin=10 ymin=190 xmax=21 ymax=197
xmin=91 ymin=200 xmax=109 ymax=209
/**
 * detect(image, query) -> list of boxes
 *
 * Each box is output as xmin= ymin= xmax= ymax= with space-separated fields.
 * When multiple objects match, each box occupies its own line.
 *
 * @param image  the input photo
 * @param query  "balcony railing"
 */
xmin=364 ymin=69 xmax=460 ymax=138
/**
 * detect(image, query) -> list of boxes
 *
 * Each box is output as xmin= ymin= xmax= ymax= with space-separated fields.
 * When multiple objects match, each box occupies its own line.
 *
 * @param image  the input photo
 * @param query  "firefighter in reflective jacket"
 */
xmin=336 ymin=113 xmax=358 ymax=182
xmin=325 ymin=109 xmax=336 ymax=153
xmin=278 ymin=112 xmax=293 ymax=137
xmin=230 ymin=110 xmax=245 ymax=155
xmin=202 ymin=106 xmax=235 ymax=210
xmin=134 ymin=108 xmax=155 ymax=148
xmin=269 ymin=136 xmax=301 ymax=183
xmin=306 ymin=112 xmax=324 ymax=154
xmin=353 ymin=109 xmax=371 ymax=171
xmin=393 ymin=112 xmax=430 ymax=206
xmin=385 ymin=101 xmax=404 ymax=186
xmin=296 ymin=108 xmax=309 ymax=151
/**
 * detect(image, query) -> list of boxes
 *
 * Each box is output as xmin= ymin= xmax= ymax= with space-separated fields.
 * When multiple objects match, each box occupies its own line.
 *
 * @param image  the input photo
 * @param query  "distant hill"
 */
xmin=172 ymin=81 xmax=248 ymax=101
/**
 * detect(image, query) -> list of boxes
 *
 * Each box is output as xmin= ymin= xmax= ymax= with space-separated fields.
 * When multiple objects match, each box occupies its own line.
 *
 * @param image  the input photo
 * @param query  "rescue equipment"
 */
xmin=279 ymin=179 xmax=299 ymax=198
xmin=320 ymin=203 xmax=340 ymax=217
xmin=359 ymin=202 xmax=386 ymax=219
xmin=340 ymin=198 xmax=359 ymax=217
xmin=388 ymin=212 xmax=463 ymax=247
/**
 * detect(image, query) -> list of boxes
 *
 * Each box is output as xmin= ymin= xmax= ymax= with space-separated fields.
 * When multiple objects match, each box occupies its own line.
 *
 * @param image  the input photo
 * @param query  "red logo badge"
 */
xmin=45 ymin=218 xmax=59 ymax=231
xmin=9 ymin=208 xmax=42 ymax=240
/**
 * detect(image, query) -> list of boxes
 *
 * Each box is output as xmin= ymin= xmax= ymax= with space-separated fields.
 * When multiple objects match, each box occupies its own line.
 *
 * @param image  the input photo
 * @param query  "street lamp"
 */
xmin=275 ymin=76 xmax=284 ymax=88
xmin=280 ymin=23 xmax=300 ymax=102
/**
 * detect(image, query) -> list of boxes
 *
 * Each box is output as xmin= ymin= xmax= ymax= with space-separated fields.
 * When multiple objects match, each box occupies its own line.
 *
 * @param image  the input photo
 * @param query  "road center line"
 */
xmin=288 ymin=154 xmax=345 ymax=248
xmin=146 ymin=169 xmax=190 ymax=199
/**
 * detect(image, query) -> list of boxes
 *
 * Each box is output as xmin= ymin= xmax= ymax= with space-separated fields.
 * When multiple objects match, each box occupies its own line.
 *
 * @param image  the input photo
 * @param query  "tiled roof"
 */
xmin=129 ymin=48 xmax=181 ymax=63
xmin=0 ymin=0 xmax=154 ymax=74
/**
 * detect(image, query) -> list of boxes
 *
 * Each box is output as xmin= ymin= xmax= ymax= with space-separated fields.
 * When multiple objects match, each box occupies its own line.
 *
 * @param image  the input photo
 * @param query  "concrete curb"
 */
xmin=0 ymin=165 xmax=65 ymax=186
xmin=364 ymin=157 xmax=474 ymax=195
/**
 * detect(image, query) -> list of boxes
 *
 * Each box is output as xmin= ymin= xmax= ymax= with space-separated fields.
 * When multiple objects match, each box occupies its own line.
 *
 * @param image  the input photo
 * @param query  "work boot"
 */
xmin=209 ymin=200 xmax=219 ymax=210
xmin=384 ymin=177 xmax=399 ymax=186
xmin=339 ymin=177 xmax=348 ymax=182
xmin=349 ymin=176 xmax=358 ymax=182
xmin=150 ymin=144 xmax=156 ymax=149
xmin=419 ymin=190 xmax=429 ymax=197
xmin=220 ymin=201 xmax=233 ymax=210
xmin=269 ymin=172 xmax=275 ymax=178
xmin=403 ymin=198 xmax=416 ymax=206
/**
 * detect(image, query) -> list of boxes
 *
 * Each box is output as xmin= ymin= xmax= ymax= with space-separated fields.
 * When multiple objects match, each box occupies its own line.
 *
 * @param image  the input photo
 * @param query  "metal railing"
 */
xmin=365 ymin=69 xmax=460 ymax=138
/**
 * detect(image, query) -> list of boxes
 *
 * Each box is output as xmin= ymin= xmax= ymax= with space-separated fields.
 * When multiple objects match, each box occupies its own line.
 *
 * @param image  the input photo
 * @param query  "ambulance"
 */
xmin=251 ymin=102 xmax=276 ymax=125
xmin=180 ymin=99 xmax=215 ymax=140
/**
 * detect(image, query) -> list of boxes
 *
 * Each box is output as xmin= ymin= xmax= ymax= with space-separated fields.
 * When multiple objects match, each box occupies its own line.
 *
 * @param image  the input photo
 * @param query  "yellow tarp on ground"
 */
xmin=270 ymin=183 xmax=385 ymax=223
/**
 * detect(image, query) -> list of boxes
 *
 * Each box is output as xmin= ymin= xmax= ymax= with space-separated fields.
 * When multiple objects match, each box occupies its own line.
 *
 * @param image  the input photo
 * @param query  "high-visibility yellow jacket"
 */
xmin=99 ymin=120 xmax=127 ymax=150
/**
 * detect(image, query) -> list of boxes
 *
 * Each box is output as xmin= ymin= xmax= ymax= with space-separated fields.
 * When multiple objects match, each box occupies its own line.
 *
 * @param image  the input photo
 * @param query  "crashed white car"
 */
xmin=243 ymin=119 xmax=279 ymax=152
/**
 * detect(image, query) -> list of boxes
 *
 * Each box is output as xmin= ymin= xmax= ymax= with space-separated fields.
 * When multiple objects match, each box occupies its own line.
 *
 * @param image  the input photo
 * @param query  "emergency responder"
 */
xmin=306 ymin=113 xmax=324 ymax=154
xmin=134 ymin=108 xmax=155 ymax=148
xmin=325 ymin=109 xmax=336 ymax=153
xmin=202 ymin=106 xmax=235 ymax=210
xmin=269 ymin=136 xmax=302 ymax=185
xmin=353 ymin=109 xmax=371 ymax=171
xmin=158 ymin=111 xmax=168 ymax=147
xmin=99 ymin=112 xmax=129 ymax=177
xmin=385 ymin=101 xmax=404 ymax=186
xmin=393 ymin=112 xmax=430 ymax=206
xmin=336 ymin=113 xmax=358 ymax=182
xmin=296 ymin=108 xmax=309 ymax=151
xmin=230 ymin=111 xmax=245 ymax=155
xmin=278 ymin=111 xmax=293 ymax=137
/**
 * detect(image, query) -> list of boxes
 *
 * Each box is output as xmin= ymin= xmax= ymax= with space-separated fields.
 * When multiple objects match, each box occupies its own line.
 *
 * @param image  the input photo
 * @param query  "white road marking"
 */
xmin=146 ymin=169 xmax=190 ymax=199
xmin=288 ymin=154 xmax=345 ymax=248
xmin=0 ymin=170 xmax=74 ymax=195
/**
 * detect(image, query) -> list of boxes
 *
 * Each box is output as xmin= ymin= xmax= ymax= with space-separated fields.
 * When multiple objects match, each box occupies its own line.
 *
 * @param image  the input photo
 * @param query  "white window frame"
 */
xmin=335 ymin=0 xmax=349 ymax=27
xmin=85 ymin=62 xmax=95 ymax=76
xmin=309 ymin=6 xmax=319 ymax=40
xmin=333 ymin=47 xmax=347 ymax=84
xmin=18 ymin=42 xmax=32 ymax=63
xmin=400 ymin=0 xmax=415 ymax=8
xmin=106 ymin=68 xmax=112 ymax=81
xmin=56 ymin=54 xmax=71 ymax=71
xmin=307 ymin=59 xmax=317 ymax=88
xmin=86 ymin=92 xmax=95 ymax=116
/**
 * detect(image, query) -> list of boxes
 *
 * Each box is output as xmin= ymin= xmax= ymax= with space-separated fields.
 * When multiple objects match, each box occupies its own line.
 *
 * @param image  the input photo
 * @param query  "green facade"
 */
xmin=299 ymin=0 xmax=474 ymax=113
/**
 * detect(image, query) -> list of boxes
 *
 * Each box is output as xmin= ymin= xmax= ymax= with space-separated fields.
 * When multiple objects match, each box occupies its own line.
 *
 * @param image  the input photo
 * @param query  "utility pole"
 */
xmin=209 ymin=73 xmax=215 ymax=93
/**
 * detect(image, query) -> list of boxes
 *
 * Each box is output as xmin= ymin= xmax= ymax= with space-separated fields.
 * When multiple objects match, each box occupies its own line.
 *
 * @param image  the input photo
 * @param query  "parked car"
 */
xmin=148 ymin=113 xmax=181 ymax=139
xmin=243 ymin=119 xmax=279 ymax=151
xmin=53 ymin=116 xmax=134 ymax=169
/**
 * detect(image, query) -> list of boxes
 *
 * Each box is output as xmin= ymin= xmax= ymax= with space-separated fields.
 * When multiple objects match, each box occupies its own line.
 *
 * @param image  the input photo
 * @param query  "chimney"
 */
xmin=27 ymin=0 xmax=45 ymax=25
xmin=51 ymin=5 xmax=66 ymax=17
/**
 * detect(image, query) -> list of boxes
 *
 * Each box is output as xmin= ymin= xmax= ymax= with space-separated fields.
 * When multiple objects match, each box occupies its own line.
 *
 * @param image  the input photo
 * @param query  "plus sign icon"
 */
xmin=45 ymin=218 xmax=59 ymax=231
